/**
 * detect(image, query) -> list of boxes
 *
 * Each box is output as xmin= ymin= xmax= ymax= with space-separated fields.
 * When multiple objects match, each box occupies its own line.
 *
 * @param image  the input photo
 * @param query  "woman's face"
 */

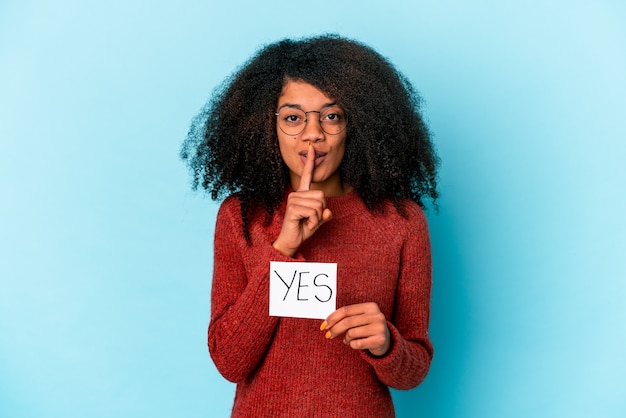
xmin=276 ymin=80 xmax=349 ymax=196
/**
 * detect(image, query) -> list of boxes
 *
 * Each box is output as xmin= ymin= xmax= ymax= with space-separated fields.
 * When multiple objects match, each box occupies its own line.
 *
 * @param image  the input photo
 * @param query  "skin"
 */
xmin=272 ymin=80 xmax=391 ymax=357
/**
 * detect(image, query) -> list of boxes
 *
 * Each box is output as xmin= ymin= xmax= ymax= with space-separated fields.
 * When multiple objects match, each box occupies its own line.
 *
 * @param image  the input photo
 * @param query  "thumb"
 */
xmin=322 ymin=208 xmax=333 ymax=222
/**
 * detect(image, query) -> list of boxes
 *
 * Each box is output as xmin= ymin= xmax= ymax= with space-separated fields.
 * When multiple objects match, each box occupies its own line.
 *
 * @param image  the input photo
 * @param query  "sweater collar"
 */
xmin=325 ymin=189 xmax=364 ymax=219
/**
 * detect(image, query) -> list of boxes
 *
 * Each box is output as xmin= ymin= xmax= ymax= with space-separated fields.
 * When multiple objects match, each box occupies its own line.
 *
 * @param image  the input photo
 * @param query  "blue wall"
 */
xmin=1 ymin=1 xmax=625 ymax=417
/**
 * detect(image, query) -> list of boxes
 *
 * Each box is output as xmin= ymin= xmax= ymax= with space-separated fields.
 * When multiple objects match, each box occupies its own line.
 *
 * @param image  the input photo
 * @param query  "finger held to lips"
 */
xmin=298 ymin=142 xmax=315 ymax=192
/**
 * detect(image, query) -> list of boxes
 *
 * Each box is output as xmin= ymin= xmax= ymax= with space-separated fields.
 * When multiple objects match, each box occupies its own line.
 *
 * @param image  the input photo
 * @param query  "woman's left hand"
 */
xmin=321 ymin=303 xmax=391 ymax=357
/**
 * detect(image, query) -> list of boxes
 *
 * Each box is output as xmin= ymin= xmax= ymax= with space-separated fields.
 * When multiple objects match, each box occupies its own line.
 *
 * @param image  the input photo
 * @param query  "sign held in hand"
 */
xmin=269 ymin=261 xmax=337 ymax=319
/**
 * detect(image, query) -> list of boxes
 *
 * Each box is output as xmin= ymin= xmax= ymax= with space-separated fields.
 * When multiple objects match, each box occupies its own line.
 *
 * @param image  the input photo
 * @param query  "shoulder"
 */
xmin=215 ymin=193 xmax=286 ymax=245
xmin=218 ymin=195 xmax=241 ymax=215
xmin=215 ymin=195 xmax=242 ymax=224
xmin=378 ymin=199 xmax=430 ymax=238
xmin=380 ymin=198 xmax=428 ymax=222
xmin=401 ymin=200 xmax=429 ymax=226
xmin=335 ymin=193 xmax=429 ymax=234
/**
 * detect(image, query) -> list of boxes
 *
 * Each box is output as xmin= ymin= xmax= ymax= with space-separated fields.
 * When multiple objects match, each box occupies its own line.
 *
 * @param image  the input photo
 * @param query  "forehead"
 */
xmin=277 ymin=80 xmax=335 ymax=108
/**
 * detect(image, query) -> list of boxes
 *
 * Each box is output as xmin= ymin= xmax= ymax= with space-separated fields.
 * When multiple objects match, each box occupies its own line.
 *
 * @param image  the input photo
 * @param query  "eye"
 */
xmin=321 ymin=109 xmax=345 ymax=125
xmin=278 ymin=108 xmax=306 ymax=126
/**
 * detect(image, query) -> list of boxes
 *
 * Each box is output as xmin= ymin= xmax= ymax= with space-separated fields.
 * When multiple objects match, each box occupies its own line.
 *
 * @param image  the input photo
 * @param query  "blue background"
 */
xmin=1 ymin=1 xmax=625 ymax=417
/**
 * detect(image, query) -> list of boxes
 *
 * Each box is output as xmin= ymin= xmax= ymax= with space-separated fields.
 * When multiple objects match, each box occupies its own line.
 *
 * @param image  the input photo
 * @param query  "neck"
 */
xmin=290 ymin=171 xmax=352 ymax=197
xmin=313 ymin=181 xmax=353 ymax=197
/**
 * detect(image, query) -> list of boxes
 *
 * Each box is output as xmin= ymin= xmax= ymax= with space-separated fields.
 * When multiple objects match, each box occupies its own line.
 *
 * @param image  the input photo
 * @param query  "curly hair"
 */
xmin=181 ymin=34 xmax=439 ymax=241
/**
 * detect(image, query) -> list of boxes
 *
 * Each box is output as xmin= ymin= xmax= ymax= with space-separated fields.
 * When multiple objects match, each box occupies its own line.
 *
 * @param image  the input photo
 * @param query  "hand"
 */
xmin=272 ymin=143 xmax=333 ymax=257
xmin=321 ymin=303 xmax=391 ymax=357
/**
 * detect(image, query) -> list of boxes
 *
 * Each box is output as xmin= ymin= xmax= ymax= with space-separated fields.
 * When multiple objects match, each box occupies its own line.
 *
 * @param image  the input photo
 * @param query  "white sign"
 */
xmin=269 ymin=261 xmax=337 ymax=319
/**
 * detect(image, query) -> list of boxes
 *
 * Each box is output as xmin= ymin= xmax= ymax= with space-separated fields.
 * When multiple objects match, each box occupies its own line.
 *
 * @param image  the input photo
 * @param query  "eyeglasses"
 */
xmin=275 ymin=106 xmax=347 ymax=136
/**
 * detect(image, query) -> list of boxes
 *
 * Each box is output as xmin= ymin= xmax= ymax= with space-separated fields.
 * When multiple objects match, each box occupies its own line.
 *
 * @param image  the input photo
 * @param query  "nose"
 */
xmin=300 ymin=111 xmax=324 ymax=143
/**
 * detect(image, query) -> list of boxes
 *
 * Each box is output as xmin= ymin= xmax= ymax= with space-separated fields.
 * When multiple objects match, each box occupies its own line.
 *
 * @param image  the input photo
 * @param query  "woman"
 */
xmin=181 ymin=34 xmax=439 ymax=417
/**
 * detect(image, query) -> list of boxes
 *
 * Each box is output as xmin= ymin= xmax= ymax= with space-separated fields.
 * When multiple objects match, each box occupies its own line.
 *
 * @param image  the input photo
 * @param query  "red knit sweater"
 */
xmin=208 ymin=190 xmax=433 ymax=417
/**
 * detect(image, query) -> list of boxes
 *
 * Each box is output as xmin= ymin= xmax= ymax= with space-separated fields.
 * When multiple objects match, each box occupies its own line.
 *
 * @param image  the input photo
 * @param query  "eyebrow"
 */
xmin=277 ymin=102 xmax=338 ymax=111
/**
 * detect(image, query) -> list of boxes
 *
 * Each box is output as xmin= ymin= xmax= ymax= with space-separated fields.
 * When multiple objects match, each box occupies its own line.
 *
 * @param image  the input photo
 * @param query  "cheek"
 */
xmin=277 ymin=136 xmax=298 ymax=170
xmin=334 ymin=138 xmax=348 ymax=164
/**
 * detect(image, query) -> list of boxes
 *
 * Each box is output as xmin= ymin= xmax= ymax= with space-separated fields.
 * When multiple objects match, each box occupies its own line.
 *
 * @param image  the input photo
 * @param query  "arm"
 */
xmin=363 ymin=205 xmax=434 ymax=389
xmin=210 ymin=145 xmax=331 ymax=382
xmin=208 ymin=198 xmax=295 ymax=383
xmin=323 ymin=205 xmax=433 ymax=389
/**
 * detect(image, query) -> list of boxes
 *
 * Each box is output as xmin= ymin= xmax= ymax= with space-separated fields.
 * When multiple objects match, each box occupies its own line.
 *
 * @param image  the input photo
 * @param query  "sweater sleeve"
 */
xmin=207 ymin=198 xmax=297 ymax=383
xmin=360 ymin=205 xmax=434 ymax=390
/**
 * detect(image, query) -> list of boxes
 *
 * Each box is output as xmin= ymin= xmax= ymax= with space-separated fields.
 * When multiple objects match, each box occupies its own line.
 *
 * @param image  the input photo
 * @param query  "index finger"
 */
xmin=322 ymin=303 xmax=371 ymax=328
xmin=298 ymin=142 xmax=315 ymax=191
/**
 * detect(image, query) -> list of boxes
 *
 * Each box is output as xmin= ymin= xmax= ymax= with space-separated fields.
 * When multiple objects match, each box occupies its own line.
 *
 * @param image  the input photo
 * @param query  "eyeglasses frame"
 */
xmin=274 ymin=107 xmax=348 ymax=136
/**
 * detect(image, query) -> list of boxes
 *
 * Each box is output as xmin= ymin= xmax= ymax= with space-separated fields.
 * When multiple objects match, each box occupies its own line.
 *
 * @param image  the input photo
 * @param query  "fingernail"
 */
xmin=320 ymin=321 xmax=327 ymax=331
xmin=325 ymin=331 xmax=332 ymax=339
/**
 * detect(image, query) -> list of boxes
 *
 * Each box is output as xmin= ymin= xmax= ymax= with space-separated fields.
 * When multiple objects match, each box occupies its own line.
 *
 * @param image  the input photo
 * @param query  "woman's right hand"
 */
xmin=272 ymin=143 xmax=333 ymax=257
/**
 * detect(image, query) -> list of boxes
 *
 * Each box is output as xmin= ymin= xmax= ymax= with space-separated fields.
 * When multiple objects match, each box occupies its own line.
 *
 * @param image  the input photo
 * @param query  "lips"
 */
xmin=299 ymin=150 xmax=327 ymax=166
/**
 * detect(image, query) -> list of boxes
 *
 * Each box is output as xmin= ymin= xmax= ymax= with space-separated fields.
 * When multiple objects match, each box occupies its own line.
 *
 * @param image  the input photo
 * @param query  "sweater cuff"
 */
xmin=267 ymin=245 xmax=306 ymax=262
xmin=359 ymin=320 xmax=404 ymax=367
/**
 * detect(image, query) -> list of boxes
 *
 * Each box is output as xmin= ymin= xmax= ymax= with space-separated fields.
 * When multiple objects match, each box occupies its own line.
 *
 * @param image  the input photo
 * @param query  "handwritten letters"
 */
xmin=269 ymin=261 xmax=337 ymax=319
